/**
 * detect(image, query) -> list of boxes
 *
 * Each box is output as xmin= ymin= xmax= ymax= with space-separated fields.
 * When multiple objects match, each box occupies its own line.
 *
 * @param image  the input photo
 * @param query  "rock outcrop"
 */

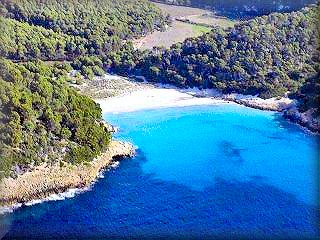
xmin=0 ymin=141 xmax=135 ymax=208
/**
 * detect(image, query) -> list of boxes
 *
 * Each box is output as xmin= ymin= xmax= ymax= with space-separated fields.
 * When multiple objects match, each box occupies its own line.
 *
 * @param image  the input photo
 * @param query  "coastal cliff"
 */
xmin=0 ymin=141 xmax=135 ymax=208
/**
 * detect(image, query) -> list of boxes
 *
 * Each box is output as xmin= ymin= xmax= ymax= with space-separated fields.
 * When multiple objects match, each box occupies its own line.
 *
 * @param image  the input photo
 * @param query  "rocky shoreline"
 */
xmin=283 ymin=108 xmax=320 ymax=134
xmin=1 ymin=76 xmax=317 ymax=212
xmin=150 ymin=86 xmax=319 ymax=133
xmin=87 ymin=74 xmax=319 ymax=134
xmin=224 ymin=96 xmax=319 ymax=134
xmin=0 ymin=141 xmax=135 ymax=209
xmin=200 ymin=93 xmax=319 ymax=134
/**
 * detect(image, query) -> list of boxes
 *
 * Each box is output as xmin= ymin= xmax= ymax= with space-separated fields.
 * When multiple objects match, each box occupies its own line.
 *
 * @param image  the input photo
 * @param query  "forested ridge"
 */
xmin=0 ymin=0 xmax=167 ymax=178
xmin=107 ymin=4 xmax=319 ymax=119
xmin=0 ymin=59 xmax=112 ymax=178
xmin=109 ymin=5 xmax=319 ymax=96
xmin=0 ymin=0 xmax=167 ymax=61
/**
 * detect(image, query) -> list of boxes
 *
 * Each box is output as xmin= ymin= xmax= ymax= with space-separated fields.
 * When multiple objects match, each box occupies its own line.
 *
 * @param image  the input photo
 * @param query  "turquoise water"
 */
xmin=1 ymin=104 xmax=319 ymax=239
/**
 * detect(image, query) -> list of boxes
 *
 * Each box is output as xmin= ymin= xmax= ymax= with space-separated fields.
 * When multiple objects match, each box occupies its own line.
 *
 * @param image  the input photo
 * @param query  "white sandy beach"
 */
xmin=95 ymin=88 xmax=230 ymax=113
xmin=95 ymin=84 xmax=294 ymax=114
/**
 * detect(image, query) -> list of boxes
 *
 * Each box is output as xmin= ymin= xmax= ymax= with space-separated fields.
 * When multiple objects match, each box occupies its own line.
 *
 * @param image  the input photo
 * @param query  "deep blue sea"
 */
xmin=1 ymin=104 xmax=319 ymax=239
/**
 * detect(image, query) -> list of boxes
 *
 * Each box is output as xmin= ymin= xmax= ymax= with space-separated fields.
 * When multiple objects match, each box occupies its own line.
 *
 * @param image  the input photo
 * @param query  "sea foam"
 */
xmin=0 ymin=160 xmax=122 ymax=215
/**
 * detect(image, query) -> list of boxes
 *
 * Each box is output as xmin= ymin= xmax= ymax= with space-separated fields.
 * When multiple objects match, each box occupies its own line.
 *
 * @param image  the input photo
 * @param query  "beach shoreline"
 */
xmin=94 ymin=77 xmax=318 ymax=134
xmin=96 ymin=88 xmax=231 ymax=113
xmin=0 ymin=141 xmax=135 ymax=212
xmin=79 ymin=73 xmax=295 ymax=114
xmin=96 ymin=85 xmax=294 ymax=114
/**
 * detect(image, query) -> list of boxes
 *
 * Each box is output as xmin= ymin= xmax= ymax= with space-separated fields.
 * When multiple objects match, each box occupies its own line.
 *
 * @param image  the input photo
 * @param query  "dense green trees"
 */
xmin=0 ymin=15 xmax=82 ymax=60
xmin=108 ymin=5 xmax=319 ymax=99
xmin=71 ymin=56 xmax=105 ymax=80
xmin=0 ymin=59 xmax=111 ymax=178
xmin=0 ymin=0 xmax=168 ymax=178
xmin=293 ymin=70 xmax=320 ymax=115
xmin=0 ymin=0 xmax=167 ymax=61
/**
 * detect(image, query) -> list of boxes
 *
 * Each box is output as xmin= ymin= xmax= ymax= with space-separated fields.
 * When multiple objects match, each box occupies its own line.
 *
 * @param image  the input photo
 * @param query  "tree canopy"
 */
xmin=108 ymin=5 xmax=319 ymax=99
xmin=0 ymin=0 xmax=167 ymax=60
xmin=0 ymin=58 xmax=113 ymax=178
xmin=0 ymin=0 xmax=168 ymax=178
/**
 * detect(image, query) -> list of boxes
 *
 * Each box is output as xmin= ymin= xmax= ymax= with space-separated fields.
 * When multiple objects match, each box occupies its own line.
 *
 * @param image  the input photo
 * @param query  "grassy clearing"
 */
xmin=187 ymin=15 xmax=236 ymax=28
xmin=192 ymin=24 xmax=212 ymax=35
xmin=134 ymin=2 xmax=235 ymax=49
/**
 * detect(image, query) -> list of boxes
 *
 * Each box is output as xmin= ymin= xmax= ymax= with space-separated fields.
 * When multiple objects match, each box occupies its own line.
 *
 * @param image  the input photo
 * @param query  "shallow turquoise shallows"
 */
xmin=1 ymin=104 xmax=319 ymax=239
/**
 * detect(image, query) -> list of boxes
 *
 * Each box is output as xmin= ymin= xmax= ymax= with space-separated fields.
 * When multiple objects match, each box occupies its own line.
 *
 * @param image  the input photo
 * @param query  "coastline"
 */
xmin=94 ymin=78 xmax=318 ymax=134
xmin=95 ymin=88 xmax=230 ymax=113
xmin=0 ymin=78 xmax=317 ymax=215
xmin=0 ymin=141 xmax=135 ymax=211
xmin=95 ymin=84 xmax=294 ymax=114
xmin=4 ymin=75 xmax=315 ymax=212
xmin=89 ymin=74 xmax=295 ymax=114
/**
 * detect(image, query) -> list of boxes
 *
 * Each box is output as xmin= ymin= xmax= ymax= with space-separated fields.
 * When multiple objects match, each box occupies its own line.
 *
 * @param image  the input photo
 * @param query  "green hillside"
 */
xmin=109 ymin=5 xmax=319 ymax=99
xmin=0 ymin=0 xmax=167 ymax=178
xmin=0 ymin=0 xmax=167 ymax=60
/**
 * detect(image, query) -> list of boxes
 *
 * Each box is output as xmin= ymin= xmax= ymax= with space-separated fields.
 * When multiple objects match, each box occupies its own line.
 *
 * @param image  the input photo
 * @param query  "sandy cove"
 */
xmin=96 ymin=88 xmax=228 ymax=113
xmin=78 ymin=73 xmax=294 ymax=114
xmin=96 ymin=87 xmax=294 ymax=114
xmin=0 ymin=141 xmax=135 ymax=209
xmin=0 ymin=78 xmax=314 ymax=211
xmin=96 ymin=84 xmax=318 ymax=133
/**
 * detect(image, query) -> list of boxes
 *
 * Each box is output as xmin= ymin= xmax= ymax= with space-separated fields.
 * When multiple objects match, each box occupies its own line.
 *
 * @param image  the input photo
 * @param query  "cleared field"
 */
xmin=187 ymin=14 xmax=236 ymax=28
xmin=191 ymin=24 xmax=212 ymax=35
xmin=154 ymin=2 xmax=235 ymax=27
xmin=133 ymin=2 xmax=235 ymax=50
xmin=134 ymin=21 xmax=206 ymax=50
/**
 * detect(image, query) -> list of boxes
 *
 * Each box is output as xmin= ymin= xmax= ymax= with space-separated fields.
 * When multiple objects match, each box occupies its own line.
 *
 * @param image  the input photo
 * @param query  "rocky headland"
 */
xmin=0 ymin=141 xmax=135 ymax=209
